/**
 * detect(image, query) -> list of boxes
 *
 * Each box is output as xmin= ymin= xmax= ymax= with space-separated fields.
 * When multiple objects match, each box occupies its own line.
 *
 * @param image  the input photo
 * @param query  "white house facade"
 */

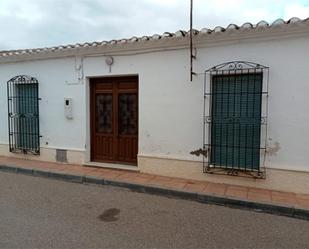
xmin=1 ymin=18 xmax=309 ymax=194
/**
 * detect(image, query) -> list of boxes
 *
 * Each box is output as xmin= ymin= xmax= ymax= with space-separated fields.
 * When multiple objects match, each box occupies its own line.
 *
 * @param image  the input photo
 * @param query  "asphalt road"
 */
xmin=0 ymin=172 xmax=308 ymax=249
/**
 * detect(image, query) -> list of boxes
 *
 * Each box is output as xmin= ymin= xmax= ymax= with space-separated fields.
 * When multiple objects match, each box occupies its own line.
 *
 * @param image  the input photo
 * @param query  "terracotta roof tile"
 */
xmin=0 ymin=17 xmax=308 ymax=59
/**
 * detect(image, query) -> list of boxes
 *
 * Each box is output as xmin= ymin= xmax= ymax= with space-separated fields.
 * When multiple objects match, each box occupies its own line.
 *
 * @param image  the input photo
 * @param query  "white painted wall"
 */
xmin=0 ymin=34 xmax=309 ymax=173
xmin=0 ymin=58 xmax=86 ymax=152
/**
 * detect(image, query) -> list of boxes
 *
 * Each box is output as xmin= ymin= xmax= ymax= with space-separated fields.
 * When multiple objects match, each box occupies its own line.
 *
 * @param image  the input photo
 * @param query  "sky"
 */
xmin=0 ymin=0 xmax=309 ymax=50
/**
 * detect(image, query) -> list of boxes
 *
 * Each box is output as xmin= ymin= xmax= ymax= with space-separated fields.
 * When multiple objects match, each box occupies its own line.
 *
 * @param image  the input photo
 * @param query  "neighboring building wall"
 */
xmin=0 ymin=33 xmax=309 ymax=193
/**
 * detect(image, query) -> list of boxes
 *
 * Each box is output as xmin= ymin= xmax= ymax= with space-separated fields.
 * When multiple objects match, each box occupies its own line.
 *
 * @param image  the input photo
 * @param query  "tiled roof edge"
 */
xmin=0 ymin=17 xmax=308 ymax=58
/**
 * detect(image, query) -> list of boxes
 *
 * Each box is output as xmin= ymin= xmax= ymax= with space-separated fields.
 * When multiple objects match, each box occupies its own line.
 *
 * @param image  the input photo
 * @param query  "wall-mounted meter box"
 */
xmin=64 ymin=98 xmax=73 ymax=119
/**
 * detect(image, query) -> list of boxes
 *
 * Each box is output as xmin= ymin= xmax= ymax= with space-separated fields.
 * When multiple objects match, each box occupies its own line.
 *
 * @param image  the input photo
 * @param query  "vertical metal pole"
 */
xmin=190 ymin=0 xmax=193 ymax=82
xmin=7 ymin=81 xmax=11 ymax=151
xmin=36 ymin=81 xmax=40 ymax=154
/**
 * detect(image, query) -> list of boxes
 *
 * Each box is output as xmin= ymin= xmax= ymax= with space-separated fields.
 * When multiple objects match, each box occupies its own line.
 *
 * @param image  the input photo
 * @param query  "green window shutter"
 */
xmin=210 ymin=73 xmax=262 ymax=170
xmin=16 ymin=84 xmax=39 ymax=151
xmin=7 ymin=75 xmax=40 ymax=155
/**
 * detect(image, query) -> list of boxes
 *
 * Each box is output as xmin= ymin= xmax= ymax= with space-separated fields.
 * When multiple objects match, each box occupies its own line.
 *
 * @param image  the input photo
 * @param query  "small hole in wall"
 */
xmin=45 ymin=142 xmax=49 ymax=145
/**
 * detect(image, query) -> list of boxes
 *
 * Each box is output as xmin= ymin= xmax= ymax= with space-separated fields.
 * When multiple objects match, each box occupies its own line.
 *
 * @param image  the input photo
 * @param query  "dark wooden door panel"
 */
xmin=118 ymin=137 xmax=138 ymax=163
xmin=118 ymin=93 xmax=138 ymax=135
xmin=96 ymin=94 xmax=113 ymax=134
xmin=90 ymin=76 xmax=138 ymax=165
xmin=93 ymin=135 xmax=114 ymax=161
xmin=92 ymin=93 xmax=114 ymax=162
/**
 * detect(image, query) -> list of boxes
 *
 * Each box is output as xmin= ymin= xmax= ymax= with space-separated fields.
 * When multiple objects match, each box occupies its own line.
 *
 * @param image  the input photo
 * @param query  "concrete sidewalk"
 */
xmin=0 ymin=156 xmax=308 ymax=220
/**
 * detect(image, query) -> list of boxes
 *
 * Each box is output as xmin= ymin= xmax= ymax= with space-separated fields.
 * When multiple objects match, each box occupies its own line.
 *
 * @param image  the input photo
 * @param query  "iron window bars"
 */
xmin=203 ymin=61 xmax=269 ymax=178
xmin=7 ymin=75 xmax=40 ymax=154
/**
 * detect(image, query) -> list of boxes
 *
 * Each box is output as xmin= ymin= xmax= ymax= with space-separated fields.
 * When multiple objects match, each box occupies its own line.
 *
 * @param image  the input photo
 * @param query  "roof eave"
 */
xmin=0 ymin=18 xmax=309 ymax=63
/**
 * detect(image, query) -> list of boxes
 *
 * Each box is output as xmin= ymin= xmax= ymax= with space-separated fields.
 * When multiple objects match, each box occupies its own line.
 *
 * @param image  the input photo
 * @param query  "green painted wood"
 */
xmin=16 ymin=83 xmax=39 ymax=151
xmin=210 ymin=73 xmax=262 ymax=170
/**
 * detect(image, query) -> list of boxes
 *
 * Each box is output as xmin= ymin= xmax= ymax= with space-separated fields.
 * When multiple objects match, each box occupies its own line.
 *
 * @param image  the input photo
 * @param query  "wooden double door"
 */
xmin=90 ymin=76 xmax=138 ymax=165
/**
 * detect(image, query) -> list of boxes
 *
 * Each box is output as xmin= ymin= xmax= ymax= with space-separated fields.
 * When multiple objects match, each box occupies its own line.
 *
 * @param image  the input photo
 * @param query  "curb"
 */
xmin=0 ymin=164 xmax=308 ymax=221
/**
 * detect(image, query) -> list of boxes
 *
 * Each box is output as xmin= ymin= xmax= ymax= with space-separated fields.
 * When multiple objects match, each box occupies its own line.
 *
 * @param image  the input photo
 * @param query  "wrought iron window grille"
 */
xmin=203 ymin=61 xmax=269 ymax=179
xmin=7 ymin=75 xmax=41 ymax=155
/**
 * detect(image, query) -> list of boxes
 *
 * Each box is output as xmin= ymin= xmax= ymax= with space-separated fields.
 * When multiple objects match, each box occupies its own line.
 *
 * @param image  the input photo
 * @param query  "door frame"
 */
xmin=86 ymin=75 xmax=139 ymax=166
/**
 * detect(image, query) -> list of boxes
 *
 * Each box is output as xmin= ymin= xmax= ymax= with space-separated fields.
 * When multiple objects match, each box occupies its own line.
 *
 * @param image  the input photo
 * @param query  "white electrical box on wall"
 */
xmin=64 ymin=98 xmax=73 ymax=119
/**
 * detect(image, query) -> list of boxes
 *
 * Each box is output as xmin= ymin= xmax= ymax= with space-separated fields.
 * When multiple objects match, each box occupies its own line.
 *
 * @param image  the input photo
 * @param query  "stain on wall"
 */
xmin=266 ymin=139 xmax=280 ymax=157
xmin=190 ymin=148 xmax=208 ymax=157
